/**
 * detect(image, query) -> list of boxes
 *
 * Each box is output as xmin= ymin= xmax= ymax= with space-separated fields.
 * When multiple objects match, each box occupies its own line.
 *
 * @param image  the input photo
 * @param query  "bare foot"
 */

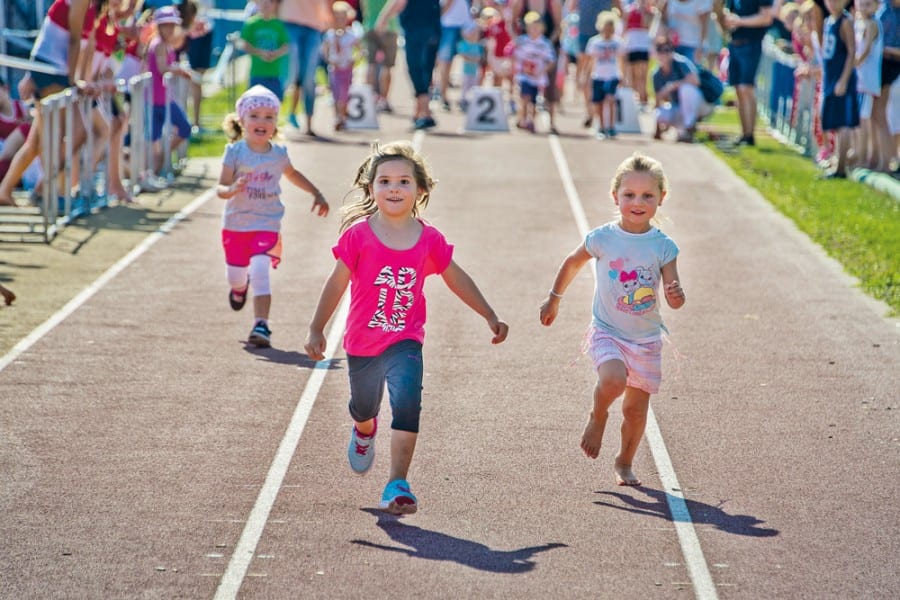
xmin=580 ymin=413 xmax=605 ymax=459
xmin=0 ymin=196 xmax=16 ymax=207
xmin=614 ymin=462 xmax=641 ymax=486
xmin=108 ymin=188 xmax=135 ymax=204
xmin=1 ymin=286 xmax=15 ymax=306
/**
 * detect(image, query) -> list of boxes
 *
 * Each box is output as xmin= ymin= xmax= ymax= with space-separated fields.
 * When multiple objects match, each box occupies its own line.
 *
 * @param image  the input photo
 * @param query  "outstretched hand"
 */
xmin=489 ymin=318 xmax=509 ymax=344
xmin=304 ymin=330 xmax=327 ymax=361
xmin=310 ymin=193 xmax=329 ymax=217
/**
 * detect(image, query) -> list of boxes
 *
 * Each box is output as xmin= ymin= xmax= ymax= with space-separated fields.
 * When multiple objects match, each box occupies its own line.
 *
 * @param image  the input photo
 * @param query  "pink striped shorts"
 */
xmin=585 ymin=327 xmax=663 ymax=394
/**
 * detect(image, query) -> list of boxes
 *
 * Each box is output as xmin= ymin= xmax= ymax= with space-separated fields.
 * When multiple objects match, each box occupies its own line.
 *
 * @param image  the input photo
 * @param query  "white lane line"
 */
xmin=0 ymin=188 xmax=217 ymax=374
xmin=548 ymin=135 xmax=718 ymax=600
xmin=214 ymin=294 xmax=350 ymax=600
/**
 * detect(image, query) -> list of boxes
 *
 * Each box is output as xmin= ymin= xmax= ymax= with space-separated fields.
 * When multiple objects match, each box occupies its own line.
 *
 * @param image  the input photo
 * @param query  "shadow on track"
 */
xmin=352 ymin=508 xmax=567 ymax=573
xmin=594 ymin=488 xmax=779 ymax=537
xmin=242 ymin=345 xmax=346 ymax=369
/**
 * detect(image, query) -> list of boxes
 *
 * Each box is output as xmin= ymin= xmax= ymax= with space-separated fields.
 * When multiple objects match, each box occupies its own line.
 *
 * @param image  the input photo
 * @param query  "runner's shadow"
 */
xmin=242 ymin=344 xmax=345 ymax=370
xmin=352 ymin=508 xmax=567 ymax=573
xmin=595 ymin=487 xmax=779 ymax=537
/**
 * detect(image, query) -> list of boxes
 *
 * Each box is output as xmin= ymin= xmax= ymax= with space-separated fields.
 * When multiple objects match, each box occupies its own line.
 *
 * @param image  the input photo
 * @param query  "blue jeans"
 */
xmin=249 ymin=76 xmax=284 ymax=102
xmin=404 ymin=27 xmax=440 ymax=97
xmin=347 ymin=340 xmax=424 ymax=433
xmin=285 ymin=23 xmax=324 ymax=115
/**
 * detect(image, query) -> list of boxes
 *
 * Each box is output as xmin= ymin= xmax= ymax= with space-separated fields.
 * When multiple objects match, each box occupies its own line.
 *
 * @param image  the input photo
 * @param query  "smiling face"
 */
xmin=240 ymin=105 xmax=278 ymax=147
xmin=613 ymin=171 xmax=666 ymax=233
xmin=369 ymin=159 xmax=421 ymax=220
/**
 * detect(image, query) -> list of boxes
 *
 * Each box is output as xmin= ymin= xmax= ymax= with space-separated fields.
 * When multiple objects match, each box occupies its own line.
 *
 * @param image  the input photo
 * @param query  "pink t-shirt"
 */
xmin=334 ymin=218 xmax=454 ymax=357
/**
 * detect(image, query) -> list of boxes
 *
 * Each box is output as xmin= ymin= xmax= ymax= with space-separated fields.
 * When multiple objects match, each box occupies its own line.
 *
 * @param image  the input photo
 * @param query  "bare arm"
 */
xmin=835 ymin=17 xmax=855 ymax=95
xmin=660 ymin=258 xmax=685 ymax=309
xmin=539 ymin=242 xmax=592 ymax=326
xmin=67 ymin=0 xmax=91 ymax=82
xmin=283 ymin=164 xmax=330 ymax=216
xmin=216 ymin=163 xmax=247 ymax=199
xmin=305 ymin=260 xmax=352 ymax=360
xmin=376 ymin=0 xmax=407 ymax=31
xmin=725 ymin=6 xmax=774 ymax=30
xmin=855 ymin=21 xmax=877 ymax=66
xmin=441 ymin=260 xmax=509 ymax=344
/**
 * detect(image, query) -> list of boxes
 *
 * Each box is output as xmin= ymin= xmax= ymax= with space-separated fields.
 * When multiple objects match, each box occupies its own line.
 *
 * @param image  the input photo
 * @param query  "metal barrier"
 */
xmin=755 ymin=37 xmax=819 ymax=158
xmin=0 ymin=56 xmax=192 ymax=242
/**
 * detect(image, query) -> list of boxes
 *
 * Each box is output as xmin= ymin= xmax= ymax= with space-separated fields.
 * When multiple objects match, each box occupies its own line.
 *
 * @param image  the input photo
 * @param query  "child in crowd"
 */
xmin=776 ymin=2 xmax=802 ymax=53
xmin=479 ymin=5 xmax=515 ymax=110
xmin=147 ymin=6 xmax=196 ymax=174
xmin=218 ymin=85 xmax=329 ymax=347
xmin=304 ymin=141 xmax=508 ymax=515
xmin=239 ymin=0 xmax=290 ymax=100
xmin=623 ymin=0 xmax=655 ymax=106
xmin=456 ymin=22 xmax=486 ymax=111
xmin=540 ymin=152 xmax=685 ymax=487
xmin=322 ymin=1 xmax=361 ymax=131
xmin=0 ymin=77 xmax=32 ymax=185
xmin=793 ymin=0 xmax=830 ymax=164
xmin=854 ymin=0 xmax=883 ymax=169
xmin=819 ymin=0 xmax=858 ymax=178
xmin=586 ymin=11 xmax=624 ymax=139
xmin=512 ymin=11 xmax=556 ymax=133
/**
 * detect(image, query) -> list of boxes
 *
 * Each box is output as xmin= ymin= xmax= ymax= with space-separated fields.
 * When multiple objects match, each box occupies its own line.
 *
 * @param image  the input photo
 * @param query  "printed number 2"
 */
xmin=477 ymin=95 xmax=496 ymax=124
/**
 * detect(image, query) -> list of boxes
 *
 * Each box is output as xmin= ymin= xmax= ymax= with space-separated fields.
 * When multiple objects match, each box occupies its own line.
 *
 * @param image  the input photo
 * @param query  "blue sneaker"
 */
xmin=248 ymin=320 xmax=271 ymax=347
xmin=348 ymin=418 xmax=376 ymax=474
xmin=287 ymin=114 xmax=300 ymax=129
xmin=379 ymin=479 xmax=417 ymax=515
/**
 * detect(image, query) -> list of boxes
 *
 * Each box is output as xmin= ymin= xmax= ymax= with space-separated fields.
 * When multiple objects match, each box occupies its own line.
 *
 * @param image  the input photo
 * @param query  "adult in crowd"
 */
xmin=718 ymin=0 xmax=774 ymax=146
xmin=280 ymin=0 xmax=333 ymax=136
xmin=361 ymin=0 xmax=401 ymax=113
xmin=377 ymin=0 xmax=442 ymax=130
xmin=0 ymin=0 xmax=93 ymax=207
xmin=184 ymin=0 xmax=215 ymax=135
xmin=435 ymin=0 xmax=474 ymax=111
xmin=651 ymin=37 xmax=713 ymax=141
xmin=566 ymin=0 xmax=621 ymax=127
xmin=873 ymin=0 xmax=900 ymax=172
xmin=660 ymin=0 xmax=713 ymax=66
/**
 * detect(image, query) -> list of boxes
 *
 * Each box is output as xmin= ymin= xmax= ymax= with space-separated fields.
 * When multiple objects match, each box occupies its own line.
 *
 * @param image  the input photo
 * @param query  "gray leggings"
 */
xmin=347 ymin=339 xmax=424 ymax=433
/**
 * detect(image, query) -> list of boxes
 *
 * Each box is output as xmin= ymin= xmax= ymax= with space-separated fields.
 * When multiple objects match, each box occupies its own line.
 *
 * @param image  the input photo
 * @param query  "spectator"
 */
xmin=661 ymin=0 xmax=714 ymax=66
xmin=720 ymin=0 xmax=776 ymax=146
xmin=623 ymin=0 xmax=656 ymax=106
xmin=585 ymin=10 xmax=624 ymax=139
xmin=511 ymin=11 xmax=557 ymax=132
xmin=512 ymin=0 xmax=564 ymax=133
xmin=479 ymin=5 xmax=515 ymax=110
xmin=456 ymin=22 xmax=486 ymax=111
xmin=652 ymin=36 xmax=714 ymax=141
xmin=0 ymin=77 xmax=32 ymax=185
xmin=376 ymin=0 xmax=442 ymax=130
xmin=567 ymin=0 xmax=622 ymax=127
xmin=818 ymin=0 xmax=858 ymax=178
xmin=184 ymin=0 xmax=215 ymax=135
xmin=361 ymin=0 xmax=400 ymax=112
xmin=322 ymin=1 xmax=361 ymax=131
xmin=872 ymin=0 xmax=900 ymax=172
xmin=240 ymin=0 xmax=291 ymax=100
xmin=280 ymin=0 xmax=333 ymax=136
xmin=854 ymin=0 xmax=883 ymax=169
xmin=0 ymin=0 xmax=93 ymax=207
xmin=435 ymin=0 xmax=475 ymax=112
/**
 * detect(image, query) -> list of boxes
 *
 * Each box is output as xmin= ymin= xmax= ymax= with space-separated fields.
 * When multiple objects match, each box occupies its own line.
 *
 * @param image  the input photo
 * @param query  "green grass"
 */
xmin=699 ymin=107 xmax=900 ymax=314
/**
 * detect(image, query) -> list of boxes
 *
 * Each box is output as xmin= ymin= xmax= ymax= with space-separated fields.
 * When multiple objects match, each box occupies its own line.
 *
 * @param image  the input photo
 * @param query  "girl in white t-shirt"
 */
xmin=540 ymin=152 xmax=685 ymax=487
xmin=585 ymin=11 xmax=624 ymax=138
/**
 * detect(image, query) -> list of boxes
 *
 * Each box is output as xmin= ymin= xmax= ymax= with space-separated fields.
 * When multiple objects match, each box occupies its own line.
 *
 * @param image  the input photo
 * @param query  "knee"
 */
xmin=596 ymin=374 xmax=627 ymax=399
xmin=621 ymin=400 xmax=649 ymax=423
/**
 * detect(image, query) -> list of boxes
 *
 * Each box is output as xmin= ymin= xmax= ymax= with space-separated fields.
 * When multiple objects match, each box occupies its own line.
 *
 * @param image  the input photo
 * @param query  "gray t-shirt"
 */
xmin=221 ymin=140 xmax=290 ymax=232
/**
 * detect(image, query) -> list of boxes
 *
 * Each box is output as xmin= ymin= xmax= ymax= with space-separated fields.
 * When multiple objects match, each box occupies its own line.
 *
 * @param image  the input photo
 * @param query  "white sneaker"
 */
xmin=348 ymin=418 xmax=376 ymax=474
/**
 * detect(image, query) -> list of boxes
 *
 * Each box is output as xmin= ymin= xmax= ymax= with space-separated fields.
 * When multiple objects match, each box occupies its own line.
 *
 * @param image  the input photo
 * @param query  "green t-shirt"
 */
xmin=361 ymin=0 xmax=399 ymax=32
xmin=240 ymin=15 xmax=290 ymax=79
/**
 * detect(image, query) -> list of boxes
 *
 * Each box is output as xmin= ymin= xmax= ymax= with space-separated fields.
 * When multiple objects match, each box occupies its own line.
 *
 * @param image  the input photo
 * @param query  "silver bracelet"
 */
xmin=548 ymin=289 xmax=563 ymax=298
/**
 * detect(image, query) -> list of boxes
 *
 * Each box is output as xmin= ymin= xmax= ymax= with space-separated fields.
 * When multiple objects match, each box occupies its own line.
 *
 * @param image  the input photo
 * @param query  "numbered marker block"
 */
xmin=345 ymin=84 xmax=380 ymax=130
xmin=614 ymin=87 xmax=642 ymax=134
xmin=464 ymin=87 xmax=509 ymax=133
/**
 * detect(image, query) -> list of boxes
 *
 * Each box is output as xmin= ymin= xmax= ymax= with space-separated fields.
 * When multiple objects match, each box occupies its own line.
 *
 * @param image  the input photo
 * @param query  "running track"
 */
xmin=1 ymin=74 xmax=898 ymax=599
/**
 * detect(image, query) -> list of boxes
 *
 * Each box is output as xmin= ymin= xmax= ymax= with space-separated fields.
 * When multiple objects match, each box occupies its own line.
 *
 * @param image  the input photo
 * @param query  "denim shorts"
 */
xmin=727 ymin=41 xmax=763 ymax=87
xmin=347 ymin=339 xmax=424 ymax=433
xmin=592 ymin=78 xmax=619 ymax=102
xmin=151 ymin=102 xmax=192 ymax=141
xmin=437 ymin=26 xmax=462 ymax=62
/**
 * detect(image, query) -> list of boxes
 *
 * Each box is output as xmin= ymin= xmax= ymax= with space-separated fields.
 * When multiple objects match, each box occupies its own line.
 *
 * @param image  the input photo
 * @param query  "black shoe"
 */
xmin=817 ymin=170 xmax=847 ymax=180
xmin=736 ymin=135 xmax=755 ymax=146
xmin=414 ymin=116 xmax=437 ymax=130
xmin=229 ymin=286 xmax=248 ymax=311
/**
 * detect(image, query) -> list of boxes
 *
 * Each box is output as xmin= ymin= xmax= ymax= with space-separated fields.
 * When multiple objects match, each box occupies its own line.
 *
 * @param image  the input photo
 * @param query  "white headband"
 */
xmin=236 ymin=85 xmax=281 ymax=120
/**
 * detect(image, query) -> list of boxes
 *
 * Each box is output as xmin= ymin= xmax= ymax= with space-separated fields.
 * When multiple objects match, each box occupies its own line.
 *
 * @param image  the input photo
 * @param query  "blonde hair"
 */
xmin=221 ymin=112 xmax=280 ymax=142
xmin=595 ymin=10 xmax=619 ymax=31
xmin=610 ymin=152 xmax=668 ymax=197
xmin=523 ymin=11 xmax=543 ymax=26
xmin=340 ymin=141 xmax=437 ymax=232
xmin=332 ymin=0 xmax=356 ymax=19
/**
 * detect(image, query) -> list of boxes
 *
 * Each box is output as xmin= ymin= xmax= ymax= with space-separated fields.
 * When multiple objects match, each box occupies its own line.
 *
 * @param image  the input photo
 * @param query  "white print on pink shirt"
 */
xmin=369 ymin=266 xmax=417 ymax=332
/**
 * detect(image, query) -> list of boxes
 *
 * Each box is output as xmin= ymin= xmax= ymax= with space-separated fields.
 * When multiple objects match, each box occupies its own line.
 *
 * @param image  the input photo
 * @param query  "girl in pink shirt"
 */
xmin=304 ymin=141 xmax=509 ymax=515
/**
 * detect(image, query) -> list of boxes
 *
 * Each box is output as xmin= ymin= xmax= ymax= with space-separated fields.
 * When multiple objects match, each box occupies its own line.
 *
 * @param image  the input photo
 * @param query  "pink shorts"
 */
xmin=586 ymin=327 xmax=662 ymax=394
xmin=221 ymin=230 xmax=282 ymax=269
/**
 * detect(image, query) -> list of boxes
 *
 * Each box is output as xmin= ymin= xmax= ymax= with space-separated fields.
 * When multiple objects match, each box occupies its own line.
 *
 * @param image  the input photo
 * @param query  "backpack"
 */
xmin=698 ymin=67 xmax=724 ymax=104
